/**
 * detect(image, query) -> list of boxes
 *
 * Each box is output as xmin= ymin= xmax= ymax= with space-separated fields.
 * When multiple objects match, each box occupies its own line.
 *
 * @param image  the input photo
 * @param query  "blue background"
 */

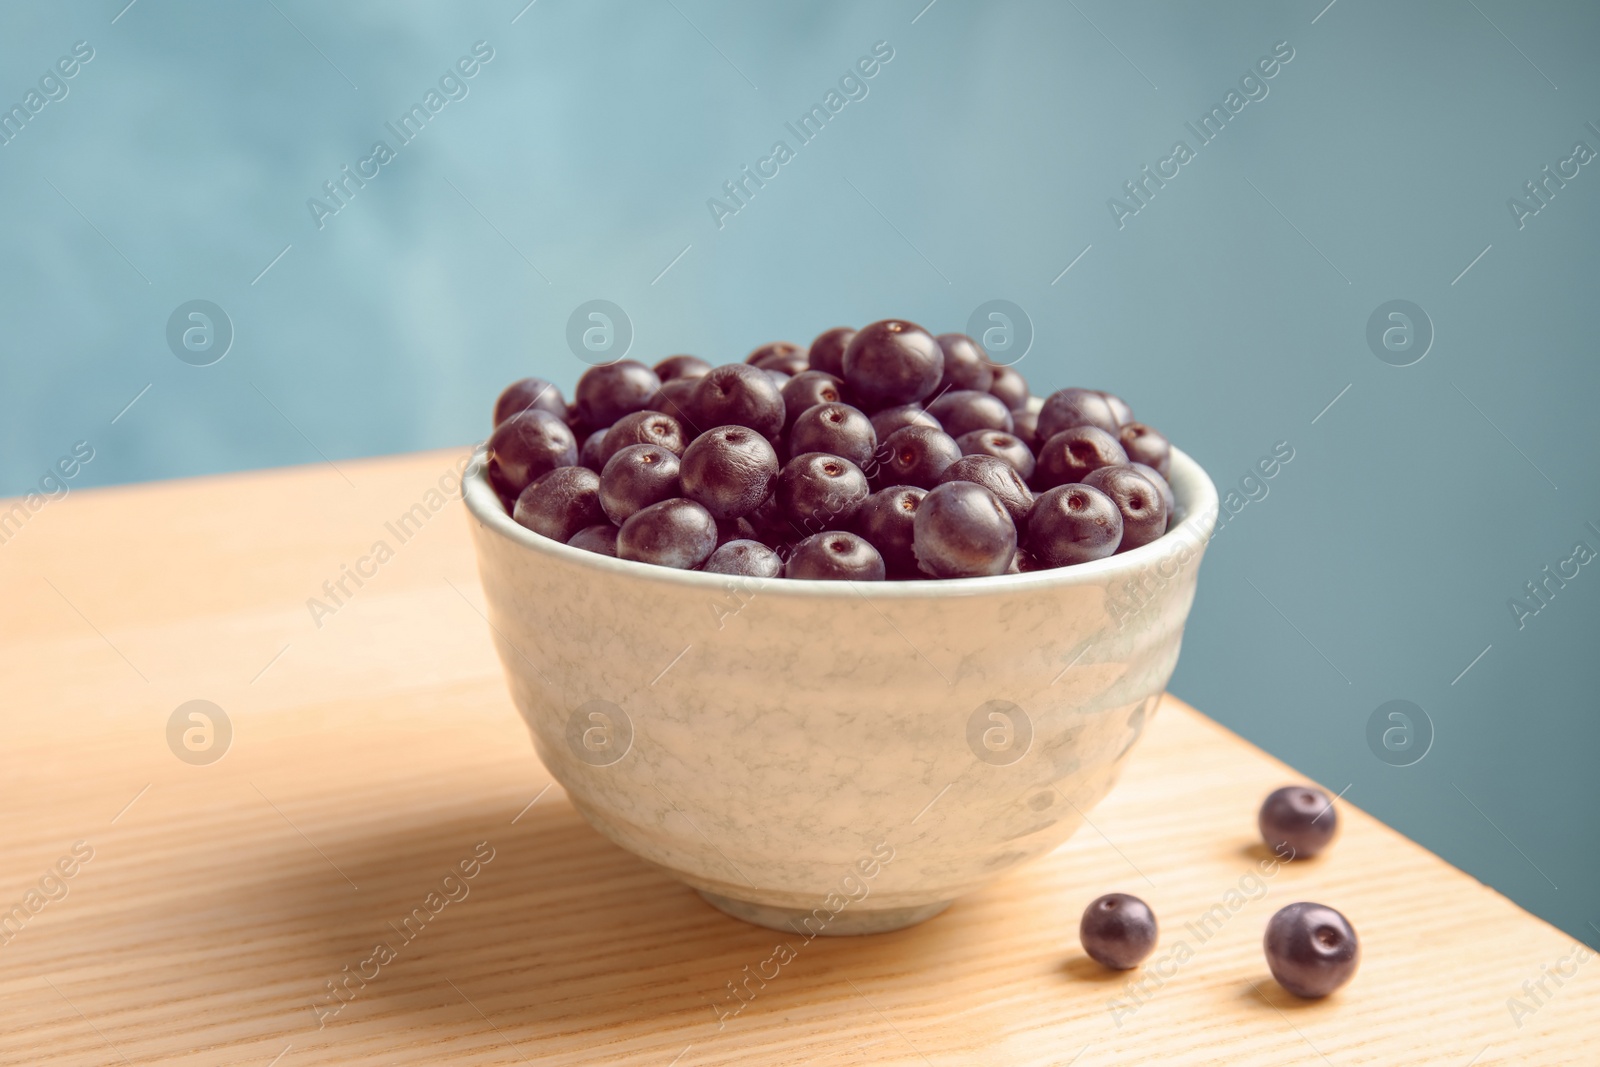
xmin=2 ymin=1 xmax=1596 ymax=946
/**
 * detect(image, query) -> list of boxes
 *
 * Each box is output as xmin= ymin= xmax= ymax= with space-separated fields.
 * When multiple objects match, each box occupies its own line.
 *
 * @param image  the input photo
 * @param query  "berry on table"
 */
xmin=1264 ymin=902 xmax=1359 ymax=998
xmin=1079 ymin=893 xmax=1158 ymax=970
xmin=1257 ymin=785 xmax=1338 ymax=860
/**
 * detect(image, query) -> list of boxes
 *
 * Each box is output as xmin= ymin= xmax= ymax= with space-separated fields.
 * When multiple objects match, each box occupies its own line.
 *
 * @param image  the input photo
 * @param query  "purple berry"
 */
xmin=853 ymin=485 xmax=925 ymax=578
xmin=746 ymin=341 xmax=808 ymax=375
xmin=787 ymin=402 xmax=876 ymax=468
xmin=925 ymin=389 xmax=1014 ymax=438
xmin=487 ymin=409 xmax=578 ymax=497
xmin=1258 ymin=786 xmax=1338 ymax=860
xmin=595 ymin=409 xmax=687 ymax=468
xmin=1037 ymin=387 xmax=1121 ymax=440
xmin=779 ymin=371 xmax=845 ymax=430
xmin=679 ymin=425 xmax=780 ymax=520
xmin=567 ymin=524 xmax=618 ymax=556
xmin=493 ymin=377 xmax=566 ymax=427
xmin=1010 ymin=407 xmax=1040 ymax=451
xmin=616 ymin=498 xmax=717 ymax=569
xmin=870 ymin=403 xmax=940 ymax=442
xmin=1101 ymin=391 xmax=1134 ymax=428
xmin=1119 ymin=421 xmax=1171 ymax=478
xmin=913 ymin=481 xmax=1017 ymax=578
xmin=937 ymin=454 xmax=1033 ymax=531
xmin=653 ymin=354 xmax=712 ymax=382
xmin=1080 ymin=893 xmax=1158 ymax=970
xmin=777 ymin=452 xmax=870 ymax=535
xmin=1264 ymin=903 xmax=1359 ymax=998
xmin=1081 ymin=465 xmax=1167 ymax=552
xmin=872 ymin=424 xmax=962 ymax=489
xmin=600 ymin=444 xmax=682 ymax=524
xmin=934 ymin=333 xmax=995 ymax=394
xmin=1129 ymin=461 xmax=1174 ymax=521
xmin=807 ymin=326 xmax=855 ymax=378
xmin=842 ymin=319 xmax=944 ymax=409
xmin=648 ymin=377 xmax=702 ymax=435
xmin=956 ymin=429 xmax=1036 ymax=481
xmin=574 ymin=360 xmax=661 ymax=429
xmin=704 ymin=539 xmax=783 ymax=577
xmin=578 ymin=427 xmax=610 ymax=472
xmin=1033 ymin=426 xmax=1129 ymax=491
xmin=1027 ymin=484 xmax=1122 ymax=567
xmin=988 ymin=364 xmax=1030 ymax=411
xmin=690 ymin=364 xmax=786 ymax=440
xmin=785 ymin=531 xmax=886 ymax=580
xmin=512 ymin=466 xmax=604 ymax=543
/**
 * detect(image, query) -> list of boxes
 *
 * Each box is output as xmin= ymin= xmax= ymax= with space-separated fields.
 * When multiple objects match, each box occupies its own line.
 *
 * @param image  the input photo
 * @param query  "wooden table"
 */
xmin=1 ymin=449 xmax=1592 ymax=1066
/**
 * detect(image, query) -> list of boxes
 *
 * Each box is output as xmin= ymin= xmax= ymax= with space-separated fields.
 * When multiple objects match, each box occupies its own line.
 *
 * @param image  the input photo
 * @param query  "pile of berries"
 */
xmin=486 ymin=318 xmax=1176 ymax=579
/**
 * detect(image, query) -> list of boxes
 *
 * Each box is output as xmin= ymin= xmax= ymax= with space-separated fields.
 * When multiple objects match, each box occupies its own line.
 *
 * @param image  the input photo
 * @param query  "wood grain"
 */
xmin=0 ymin=449 xmax=1592 ymax=1066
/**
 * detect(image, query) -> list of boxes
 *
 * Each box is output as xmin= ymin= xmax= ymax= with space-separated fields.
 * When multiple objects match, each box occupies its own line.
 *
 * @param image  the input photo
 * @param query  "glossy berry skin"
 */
xmin=616 ymin=498 xmax=718 ymax=569
xmin=747 ymin=341 xmax=809 ymax=376
xmin=780 ymin=371 xmax=845 ymax=430
xmin=599 ymin=444 xmax=682 ymax=524
xmin=872 ymin=425 xmax=963 ymax=489
xmin=807 ymin=326 xmax=855 ymax=378
xmin=1101 ymin=391 xmax=1134 ymax=428
xmin=648 ymin=377 xmax=701 ymax=434
xmin=956 ymin=429 xmax=1036 ymax=481
xmin=1130 ymin=461 xmax=1174 ymax=521
xmin=690 ymin=364 xmax=786 ymax=440
xmin=869 ymin=403 xmax=939 ymax=442
xmin=1080 ymin=893 xmax=1158 ymax=970
xmin=938 ymin=454 xmax=1033 ymax=531
xmin=1027 ymin=484 xmax=1123 ymax=567
xmin=488 ymin=410 xmax=579 ymax=497
xmin=574 ymin=360 xmax=661 ymax=429
xmin=1082 ymin=465 xmax=1168 ymax=552
xmin=988 ymin=364 xmax=1031 ymax=411
xmin=745 ymin=340 xmax=801 ymax=365
xmin=654 ymin=354 xmax=712 ymax=382
xmin=1258 ymin=786 xmax=1338 ymax=860
xmin=842 ymin=319 xmax=944 ymax=409
xmin=1011 ymin=408 xmax=1040 ymax=451
xmin=578 ymin=427 xmax=610 ymax=472
xmin=1264 ymin=903 xmax=1359 ymax=998
xmin=493 ymin=377 xmax=566 ymax=427
xmin=787 ymin=402 xmax=877 ymax=468
xmin=512 ymin=466 xmax=605 ymax=543
xmin=934 ymin=333 xmax=995 ymax=394
xmin=777 ymin=452 xmax=870 ymax=534
xmin=567 ymin=523 xmax=618 ymax=556
xmin=1037 ymin=387 xmax=1121 ymax=441
xmin=926 ymin=389 xmax=1014 ymax=438
xmin=595 ymin=410 xmax=687 ymax=467
xmin=913 ymin=481 xmax=1017 ymax=578
xmin=1033 ymin=426 xmax=1129 ymax=491
xmin=1119 ymin=421 xmax=1172 ymax=478
xmin=853 ymin=485 xmax=925 ymax=577
xmin=679 ymin=425 xmax=780 ymax=520
xmin=704 ymin=538 xmax=783 ymax=577
xmin=785 ymin=531 xmax=886 ymax=581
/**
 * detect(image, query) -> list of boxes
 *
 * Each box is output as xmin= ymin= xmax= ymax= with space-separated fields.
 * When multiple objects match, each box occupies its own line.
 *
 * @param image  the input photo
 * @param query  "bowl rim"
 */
xmin=464 ymin=440 xmax=1218 ymax=600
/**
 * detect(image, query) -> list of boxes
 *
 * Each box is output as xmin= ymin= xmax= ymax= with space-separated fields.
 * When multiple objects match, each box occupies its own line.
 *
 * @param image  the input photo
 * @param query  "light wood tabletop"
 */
xmin=1 ymin=449 xmax=1592 ymax=1065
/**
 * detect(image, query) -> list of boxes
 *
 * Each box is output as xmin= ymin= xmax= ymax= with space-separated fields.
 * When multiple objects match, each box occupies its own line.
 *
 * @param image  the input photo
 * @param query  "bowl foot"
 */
xmin=697 ymin=890 xmax=952 ymax=935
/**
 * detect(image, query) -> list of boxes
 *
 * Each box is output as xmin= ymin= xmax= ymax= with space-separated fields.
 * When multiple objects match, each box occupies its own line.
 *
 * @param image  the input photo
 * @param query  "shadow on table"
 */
xmin=203 ymin=792 xmax=967 ymax=1050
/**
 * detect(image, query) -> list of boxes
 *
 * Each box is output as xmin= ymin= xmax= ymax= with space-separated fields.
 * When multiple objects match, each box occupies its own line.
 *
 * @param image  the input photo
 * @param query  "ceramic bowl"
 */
xmin=464 ymin=444 xmax=1216 ymax=934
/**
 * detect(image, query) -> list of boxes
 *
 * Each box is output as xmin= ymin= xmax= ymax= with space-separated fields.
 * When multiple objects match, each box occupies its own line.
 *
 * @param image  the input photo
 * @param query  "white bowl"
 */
xmin=464 ymin=446 xmax=1217 ymax=934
